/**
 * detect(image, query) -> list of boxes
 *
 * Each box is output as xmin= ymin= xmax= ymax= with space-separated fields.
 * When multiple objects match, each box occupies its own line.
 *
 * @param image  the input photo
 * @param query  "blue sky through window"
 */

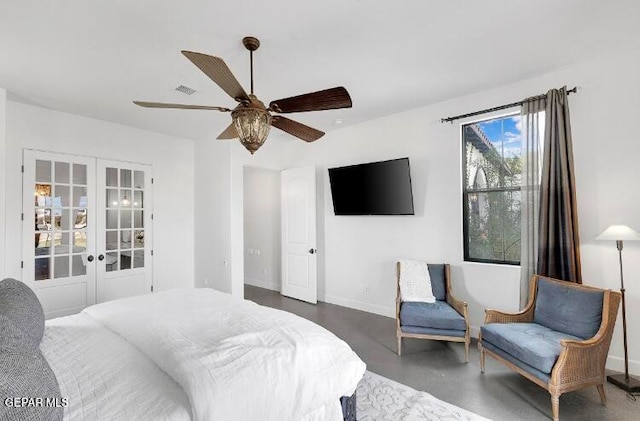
xmin=476 ymin=115 xmax=522 ymax=158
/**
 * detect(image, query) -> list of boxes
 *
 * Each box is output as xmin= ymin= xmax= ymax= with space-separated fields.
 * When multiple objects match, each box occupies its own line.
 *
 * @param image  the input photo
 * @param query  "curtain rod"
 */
xmin=440 ymin=86 xmax=578 ymax=124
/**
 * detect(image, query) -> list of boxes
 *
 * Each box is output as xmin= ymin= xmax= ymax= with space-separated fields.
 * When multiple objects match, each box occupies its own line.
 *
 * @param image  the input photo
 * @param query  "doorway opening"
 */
xmin=242 ymin=166 xmax=281 ymax=291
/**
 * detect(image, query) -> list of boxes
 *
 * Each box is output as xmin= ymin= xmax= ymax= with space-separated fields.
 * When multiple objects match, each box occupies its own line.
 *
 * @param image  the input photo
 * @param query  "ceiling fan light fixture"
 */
xmin=232 ymin=106 xmax=272 ymax=154
xmin=134 ymin=37 xmax=353 ymax=154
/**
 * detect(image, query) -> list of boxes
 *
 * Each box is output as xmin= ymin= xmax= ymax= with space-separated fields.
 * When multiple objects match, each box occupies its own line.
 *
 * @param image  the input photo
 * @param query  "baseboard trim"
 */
xmin=321 ymin=294 xmax=395 ymax=319
xmin=606 ymin=355 xmax=640 ymax=377
xmin=244 ymin=278 xmax=279 ymax=292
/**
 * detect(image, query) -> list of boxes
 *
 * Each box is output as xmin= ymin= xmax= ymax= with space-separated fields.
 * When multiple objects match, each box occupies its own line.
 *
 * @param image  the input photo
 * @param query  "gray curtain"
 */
xmin=519 ymin=97 xmax=545 ymax=307
xmin=536 ymin=87 xmax=582 ymax=283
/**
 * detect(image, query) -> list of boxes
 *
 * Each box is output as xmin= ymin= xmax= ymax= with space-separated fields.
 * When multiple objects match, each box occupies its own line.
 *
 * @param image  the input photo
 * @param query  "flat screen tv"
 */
xmin=328 ymin=158 xmax=415 ymax=215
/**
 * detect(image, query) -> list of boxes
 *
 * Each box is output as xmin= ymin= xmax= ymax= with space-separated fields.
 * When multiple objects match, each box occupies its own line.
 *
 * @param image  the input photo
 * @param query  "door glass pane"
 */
xmin=35 ymin=208 xmax=50 ymax=231
xmin=133 ymin=191 xmax=143 ymax=208
xmin=134 ymin=230 xmax=144 ymax=248
xmin=73 ymin=164 xmax=87 ymax=185
xmin=73 ymin=186 xmax=87 ymax=207
xmin=35 ymin=233 xmax=50 ymax=255
xmin=54 ymin=256 xmax=69 ymax=278
xmin=106 ymin=231 xmax=118 ymax=250
xmin=120 ymin=210 xmax=132 ymax=228
xmin=106 ymin=210 xmax=118 ymax=229
xmin=55 ymin=162 xmax=70 ymax=184
xmin=133 ymin=211 xmax=143 ymax=228
xmin=36 ymin=160 xmax=52 ymax=183
xmin=106 ymin=189 xmax=118 ymax=208
xmin=53 ymin=232 xmax=70 ymax=254
xmin=35 ymin=257 xmax=51 ymax=280
xmin=120 ymin=190 xmax=132 ymax=208
xmin=133 ymin=250 xmax=144 ymax=268
xmin=74 ymin=209 xmax=87 ymax=229
xmin=134 ymin=171 xmax=144 ymax=189
xmin=106 ymin=167 xmax=118 ymax=187
xmin=120 ymin=252 xmax=131 ymax=270
xmin=54 ymin=209 xmax=70 ymax=231
xmin=120 ymin=169 xmax=132 ymax=188
xmin=73 ymin=231 xmax=87 ymax=253
xmin=72 ymin=255 xmax=87 ymax=276
xmin=106 ymin=252 xmax=118 ymax=272
xmin=35 ymin=184 xmax=52 ymax=206
xmin=54 ymin=185 xmax=70 ymax=207
xmin=121 ymin=230 xmax=132 ymax=248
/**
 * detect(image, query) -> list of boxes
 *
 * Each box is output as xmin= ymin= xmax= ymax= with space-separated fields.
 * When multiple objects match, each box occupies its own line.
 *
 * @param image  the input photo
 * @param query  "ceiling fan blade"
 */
xmin=269 ymin=87 xmax=352 ymax=114
xmin=217 ymin=122 xmax=238 ymax=139
xmin=133 ymin=101 xmax=231 ymax=112
xmin=181 ymin=51 xmax=249 ymax=102
xmin=271 ymin=116 xmax=324 ymax=142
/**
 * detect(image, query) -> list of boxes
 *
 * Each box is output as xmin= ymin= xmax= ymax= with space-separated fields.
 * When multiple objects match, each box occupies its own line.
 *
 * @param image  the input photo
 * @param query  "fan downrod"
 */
xmin=242 ymin=36 xmax=260 ymax=51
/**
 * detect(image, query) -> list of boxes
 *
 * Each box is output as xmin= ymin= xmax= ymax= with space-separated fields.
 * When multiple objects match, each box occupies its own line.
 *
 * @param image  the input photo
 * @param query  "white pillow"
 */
xmin=398 ymin=260 xmax=435 ymax=303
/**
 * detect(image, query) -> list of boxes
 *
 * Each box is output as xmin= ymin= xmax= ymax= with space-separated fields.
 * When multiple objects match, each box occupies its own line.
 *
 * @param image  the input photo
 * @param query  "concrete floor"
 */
xmin=245 ymin=285 xmax=639 ymax=421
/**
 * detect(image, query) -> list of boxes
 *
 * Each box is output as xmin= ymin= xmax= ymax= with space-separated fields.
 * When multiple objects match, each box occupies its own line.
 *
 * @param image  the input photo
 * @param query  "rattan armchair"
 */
xmin=479 ymin=275 xmax=621 ymax=421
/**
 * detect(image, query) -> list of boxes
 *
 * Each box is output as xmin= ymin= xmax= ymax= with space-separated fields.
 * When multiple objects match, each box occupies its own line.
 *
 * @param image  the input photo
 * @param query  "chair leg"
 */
xmin=464 ymin=340 xmax=470 ymax=363
xmin=596 ymin=384 xmax=607 ymax=405
xmin=479 ymin=347 xmax=485 ymax=373
xmin=551 ymin=394 xmax=560 ymax=421
xmin=397 ymin=335 xmax=402 ymax=356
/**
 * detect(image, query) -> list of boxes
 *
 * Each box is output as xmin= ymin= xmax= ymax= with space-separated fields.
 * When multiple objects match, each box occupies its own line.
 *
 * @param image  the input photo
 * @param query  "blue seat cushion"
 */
xmin=481 ymin=323 xmax=581 ymax=374
xmin=481 ymin=340 xmax=550 ymax=383
xmin=400 ymin=301 xmax=466 ymax=331
xmin=401 ymin=325 xmax=466 ymax=338
xmin=534 ymin=277 xmax=604 ymax=339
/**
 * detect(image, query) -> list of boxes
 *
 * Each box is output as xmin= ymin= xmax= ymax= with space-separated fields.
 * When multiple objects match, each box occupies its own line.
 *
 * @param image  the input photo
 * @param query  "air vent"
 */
xmin=175 ymin=85 xmax=197 ymax=95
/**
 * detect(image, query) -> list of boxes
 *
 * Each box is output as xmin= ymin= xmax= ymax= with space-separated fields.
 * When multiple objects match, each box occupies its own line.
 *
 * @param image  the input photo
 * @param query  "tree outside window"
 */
xmin=463 ymin=114 xmax=522 ymax=265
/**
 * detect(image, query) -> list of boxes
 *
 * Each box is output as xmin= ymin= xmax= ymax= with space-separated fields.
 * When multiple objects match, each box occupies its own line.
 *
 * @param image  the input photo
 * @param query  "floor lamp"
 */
xmin=597 ymin=225 xmax=640 ymax=392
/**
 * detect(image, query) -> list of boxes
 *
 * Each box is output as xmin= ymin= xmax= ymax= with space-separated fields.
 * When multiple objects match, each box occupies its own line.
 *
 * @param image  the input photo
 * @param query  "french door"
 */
xmin=22 ymin=150 xmax=153 ymax=318
xmin=96 ymin=159 xmax=153 ymax=303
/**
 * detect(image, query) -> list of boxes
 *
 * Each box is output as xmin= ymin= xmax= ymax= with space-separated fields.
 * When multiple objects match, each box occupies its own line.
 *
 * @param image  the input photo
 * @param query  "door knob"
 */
xmin=87 ymin=255 xmax=94 ymax=262
xmin=308 ymin=248 xmax=317 ymax=254
xmin=98 ymin=254 xmax=105 ymax=261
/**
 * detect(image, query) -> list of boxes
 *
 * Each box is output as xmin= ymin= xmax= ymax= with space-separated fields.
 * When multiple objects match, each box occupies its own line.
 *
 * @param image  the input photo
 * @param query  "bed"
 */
xmin=0 ymin=279 xmax=365 ymax=421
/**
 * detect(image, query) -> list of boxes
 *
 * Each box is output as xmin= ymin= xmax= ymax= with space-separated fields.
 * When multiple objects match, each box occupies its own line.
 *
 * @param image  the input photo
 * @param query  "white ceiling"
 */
xmin=0 ymin=1 xmax=638 ymax=142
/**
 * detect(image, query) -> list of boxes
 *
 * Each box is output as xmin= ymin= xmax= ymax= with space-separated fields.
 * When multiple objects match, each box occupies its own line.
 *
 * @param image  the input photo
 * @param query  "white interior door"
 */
xmin=96 ymin=160 xmax=153 ymax=303
xmin=280 ymin=166 xmax=317 ymax=304
xmin=23 ymin=150 xmax=96 ymax=318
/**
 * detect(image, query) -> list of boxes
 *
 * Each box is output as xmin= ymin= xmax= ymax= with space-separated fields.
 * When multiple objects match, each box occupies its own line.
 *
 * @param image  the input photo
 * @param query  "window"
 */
xmin=462 ymin=114 xmax=522 ymax=265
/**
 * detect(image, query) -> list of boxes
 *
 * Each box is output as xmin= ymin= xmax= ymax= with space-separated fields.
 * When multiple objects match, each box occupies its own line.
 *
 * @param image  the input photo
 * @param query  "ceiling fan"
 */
xmin=134 ymin=36 xmax=352 ymax=154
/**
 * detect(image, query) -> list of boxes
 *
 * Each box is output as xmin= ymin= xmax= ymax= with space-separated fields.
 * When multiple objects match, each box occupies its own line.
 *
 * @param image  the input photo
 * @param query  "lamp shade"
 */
xmin=596 ymin=225 xmax=640 ymax=241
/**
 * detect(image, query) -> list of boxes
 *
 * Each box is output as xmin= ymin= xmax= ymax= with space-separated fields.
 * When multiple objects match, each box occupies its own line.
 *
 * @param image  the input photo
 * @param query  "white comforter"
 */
xmin=42 ymin=313 xmax=191 ymax=421
xmin=81 ymin=288 xmax=365 ymax=421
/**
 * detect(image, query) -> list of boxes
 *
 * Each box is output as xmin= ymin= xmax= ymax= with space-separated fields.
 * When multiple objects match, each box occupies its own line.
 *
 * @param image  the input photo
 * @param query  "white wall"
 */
xmin=278 ymin=47 xmax=640 ymax=375
xmin=0 ymin=88 xmax=6 ymax=279
xmin=243 ymin=166 xmax=281 ymax=291
xmin=193 ymin=140 xmax=232 ymax=292
xmin=3 ymin=101 xmax=195 ymax=291
xmin=193 ymin=136 xmax=294 ymax=296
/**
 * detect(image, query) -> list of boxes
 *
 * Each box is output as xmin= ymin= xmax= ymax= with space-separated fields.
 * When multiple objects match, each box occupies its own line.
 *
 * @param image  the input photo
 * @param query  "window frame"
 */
xmin=461 ymin=113 xmax=521 ymax=266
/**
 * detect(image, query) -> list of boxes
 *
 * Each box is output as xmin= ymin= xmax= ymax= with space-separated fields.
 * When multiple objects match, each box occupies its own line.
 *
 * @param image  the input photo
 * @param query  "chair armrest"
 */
xmin=551 ymin=332 xmax=611 ymax=387
xmin=446 ymin=293 xmax=468 ymax=318
xmin=484 ymin=307 xmax=534 ymax=324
